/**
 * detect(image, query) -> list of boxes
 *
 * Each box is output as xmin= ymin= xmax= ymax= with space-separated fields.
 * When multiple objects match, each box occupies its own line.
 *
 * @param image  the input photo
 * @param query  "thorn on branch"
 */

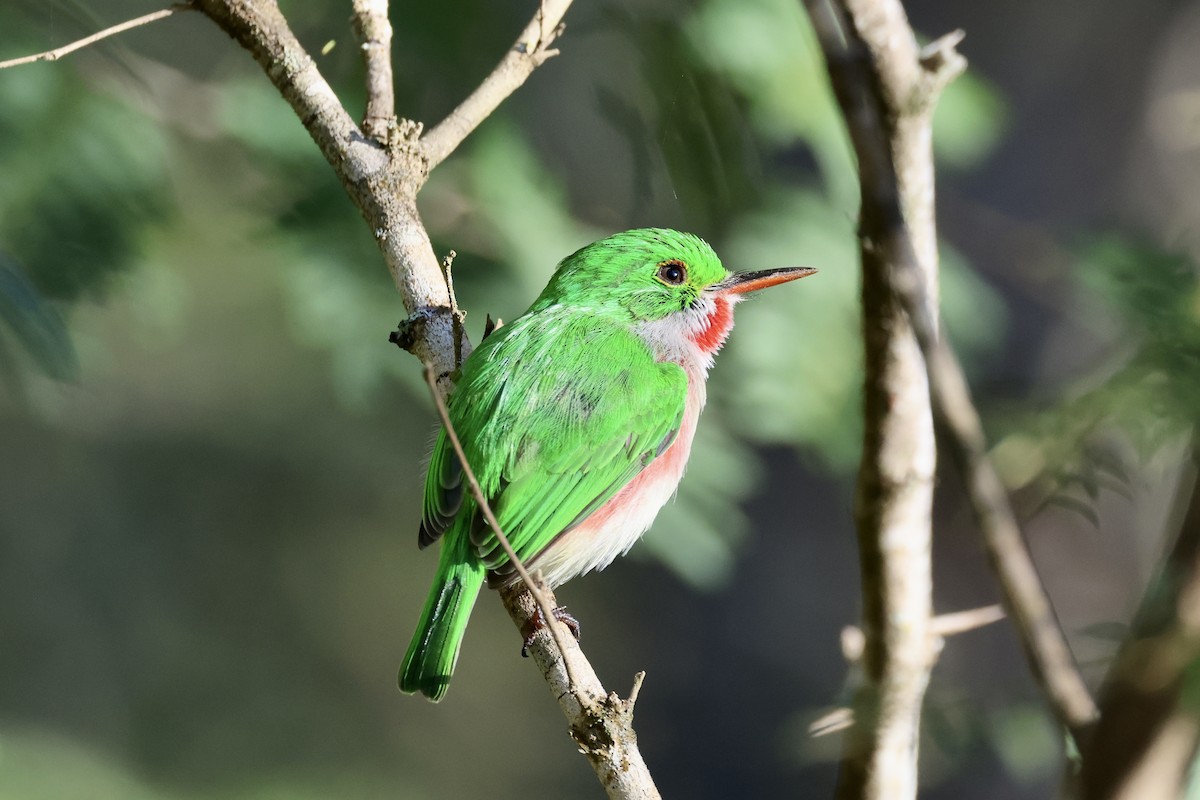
xmin=929 ymin=604 xmax=1006 ymax=639
xmin=626 ymin=670 xmax=646 ymax=712
xmin=918 ymin=29 xmax=966 ymax=71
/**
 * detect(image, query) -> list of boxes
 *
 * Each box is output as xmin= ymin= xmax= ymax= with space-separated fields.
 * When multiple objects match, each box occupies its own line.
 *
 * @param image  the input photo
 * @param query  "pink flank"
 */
xmin=529 ymin=376 xmax=704 ymax=588
xmin=529 ymin=295 xmax=738 ymax=587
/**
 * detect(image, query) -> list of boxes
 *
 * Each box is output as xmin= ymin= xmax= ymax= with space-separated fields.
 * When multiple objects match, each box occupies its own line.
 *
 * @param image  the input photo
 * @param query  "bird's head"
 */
xmin=536 ymin=228 xmax=815 ymax=356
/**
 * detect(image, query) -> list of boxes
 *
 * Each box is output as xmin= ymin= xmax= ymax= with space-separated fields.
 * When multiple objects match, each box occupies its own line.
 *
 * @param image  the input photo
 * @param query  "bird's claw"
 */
xmin=520 ymin=605 xmax=581 ymax=657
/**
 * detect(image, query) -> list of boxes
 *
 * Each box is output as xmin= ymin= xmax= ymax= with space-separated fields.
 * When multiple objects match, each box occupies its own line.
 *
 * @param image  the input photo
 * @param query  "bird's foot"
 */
xmin=520 ymin=605 xmax=581 ymax=657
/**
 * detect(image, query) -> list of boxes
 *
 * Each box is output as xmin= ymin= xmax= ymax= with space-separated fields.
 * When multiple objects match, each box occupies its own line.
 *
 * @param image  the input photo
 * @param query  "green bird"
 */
xmin=400 ymin=228 xmax=814 ymax=701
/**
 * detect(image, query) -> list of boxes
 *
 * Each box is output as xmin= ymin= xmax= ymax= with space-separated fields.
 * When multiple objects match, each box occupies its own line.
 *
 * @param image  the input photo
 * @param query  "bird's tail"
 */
xmin=399 ymin=544 xmax=486 ymax=702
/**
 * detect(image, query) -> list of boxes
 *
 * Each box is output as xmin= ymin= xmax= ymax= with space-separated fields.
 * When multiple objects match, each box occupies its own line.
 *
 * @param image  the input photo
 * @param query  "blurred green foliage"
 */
xmin=0 ymin=62 xmax=171 ymax=301
xmin=993 ymin=236 xmax=1200 ymax=518
xmin=0 ymin=45 xmax=172 ymax=383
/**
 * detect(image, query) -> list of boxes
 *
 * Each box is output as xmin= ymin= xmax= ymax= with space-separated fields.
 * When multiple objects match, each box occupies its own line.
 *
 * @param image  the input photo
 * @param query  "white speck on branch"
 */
xmin=0 ymin=4 xmax=192 ymax=71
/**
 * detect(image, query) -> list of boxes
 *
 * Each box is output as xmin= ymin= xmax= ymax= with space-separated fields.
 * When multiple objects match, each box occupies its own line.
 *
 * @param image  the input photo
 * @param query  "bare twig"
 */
xmin=802 ymin=2 xmax=945 ymax=796
xmin=419 ymin=0 xmax=573 ymax=168
xmin=0 ymin=4 xmax=192 ymax=70
xmin=929 ymin=604 xmax=1005 ymax=639
xmin=819 ymin=605 xmax=1005 ymax=742
xmin=418 ymin=364 xmax=581 ymax=695
xmin=438 ymin=250 xmax=467 ymax=377
xmin=1078 ymin=442 xmax=1200 ymax=799
xmin=350 ymin=0 xmax=395 ymax=142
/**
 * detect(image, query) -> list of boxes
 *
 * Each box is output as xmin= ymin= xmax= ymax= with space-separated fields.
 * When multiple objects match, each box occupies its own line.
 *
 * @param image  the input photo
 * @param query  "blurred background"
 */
xmin=2 ymin=0 xmax=1199 ymax=797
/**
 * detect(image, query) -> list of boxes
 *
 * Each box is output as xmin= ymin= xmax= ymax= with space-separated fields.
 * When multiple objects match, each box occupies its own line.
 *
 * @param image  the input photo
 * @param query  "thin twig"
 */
xmin=419 ymin=364 xmax=581 ymax=695
xmin=421 ymin=363 xmax=662 ymax=797
xmin=916 ymin=302 xmax=1100 ymax=743
xmin=819 ymin=605 xmax=1006 ymax=743
xmin=350 ymin=0 xmax=395 ymax=142
xmin=440 ymin=250 xmax=465 ymax=369
xmin=929 ymin=604 xmax=1005 ymax=638
xmin=0 ymin=4 xmax=192 ymax=70
xmin=420 ymin=0 xmax=574 ymax=169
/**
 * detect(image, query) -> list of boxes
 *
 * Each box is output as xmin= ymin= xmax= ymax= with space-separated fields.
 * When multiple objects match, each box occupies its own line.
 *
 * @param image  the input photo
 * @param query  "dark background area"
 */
xmin=2 ymin=0 xmax=1198 ymax=797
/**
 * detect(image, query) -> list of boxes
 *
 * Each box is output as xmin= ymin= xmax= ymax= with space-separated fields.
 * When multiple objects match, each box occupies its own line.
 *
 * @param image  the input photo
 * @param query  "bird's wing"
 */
xmin=418 ymin=312 xmax=687 ymax=576
xmin=419 ymin=431 xmax=462 ymax=548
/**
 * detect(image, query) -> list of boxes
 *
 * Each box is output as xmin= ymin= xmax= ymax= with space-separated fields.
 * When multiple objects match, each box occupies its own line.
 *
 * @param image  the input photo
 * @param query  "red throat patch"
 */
xmin=691 ymin=296 xmax=734 ymax=354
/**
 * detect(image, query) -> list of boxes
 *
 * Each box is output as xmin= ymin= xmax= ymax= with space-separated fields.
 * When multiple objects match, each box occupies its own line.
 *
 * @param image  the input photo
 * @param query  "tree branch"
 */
xmin=500 ymin=586 xmax=660 ymax=800
xmin=1078 ymin=440 xmax=1200 ymax=799
xmin=0 ymin=4 xmax=192 ymax=71
xmin=350 ymin=0 xmax=396 ymax=142
xmin=802 ymin=1 xmax=945 ymax=797
xmin=419 ymin=0 xmax=573 ymax=169
xmin=804 ymin=0 xmax=1099 ymax=778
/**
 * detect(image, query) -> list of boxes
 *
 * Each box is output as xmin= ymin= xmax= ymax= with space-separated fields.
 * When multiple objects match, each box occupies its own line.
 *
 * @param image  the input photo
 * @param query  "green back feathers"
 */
xmin=420 ymin=309 xmax=687 ymax=580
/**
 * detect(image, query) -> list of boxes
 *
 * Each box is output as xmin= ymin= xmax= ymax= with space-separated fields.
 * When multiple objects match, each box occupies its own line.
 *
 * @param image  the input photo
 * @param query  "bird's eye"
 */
xmin=656 ymin=260 xmax=687 ymax=286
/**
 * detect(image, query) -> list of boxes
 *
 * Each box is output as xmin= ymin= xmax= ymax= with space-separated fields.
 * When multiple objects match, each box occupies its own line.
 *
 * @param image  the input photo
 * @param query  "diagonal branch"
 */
xmin=419 ymin=0 xmax=573 ymax=169
xmin=194 ymin=0 xmax=456 ymax=380
xmin=914 ymin=281 xmax=1100 ymax=744
xmin=0 ymin=4 xmax=192 ymax=71
xmin=350 ymin=0 xmax=396 ymax=142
